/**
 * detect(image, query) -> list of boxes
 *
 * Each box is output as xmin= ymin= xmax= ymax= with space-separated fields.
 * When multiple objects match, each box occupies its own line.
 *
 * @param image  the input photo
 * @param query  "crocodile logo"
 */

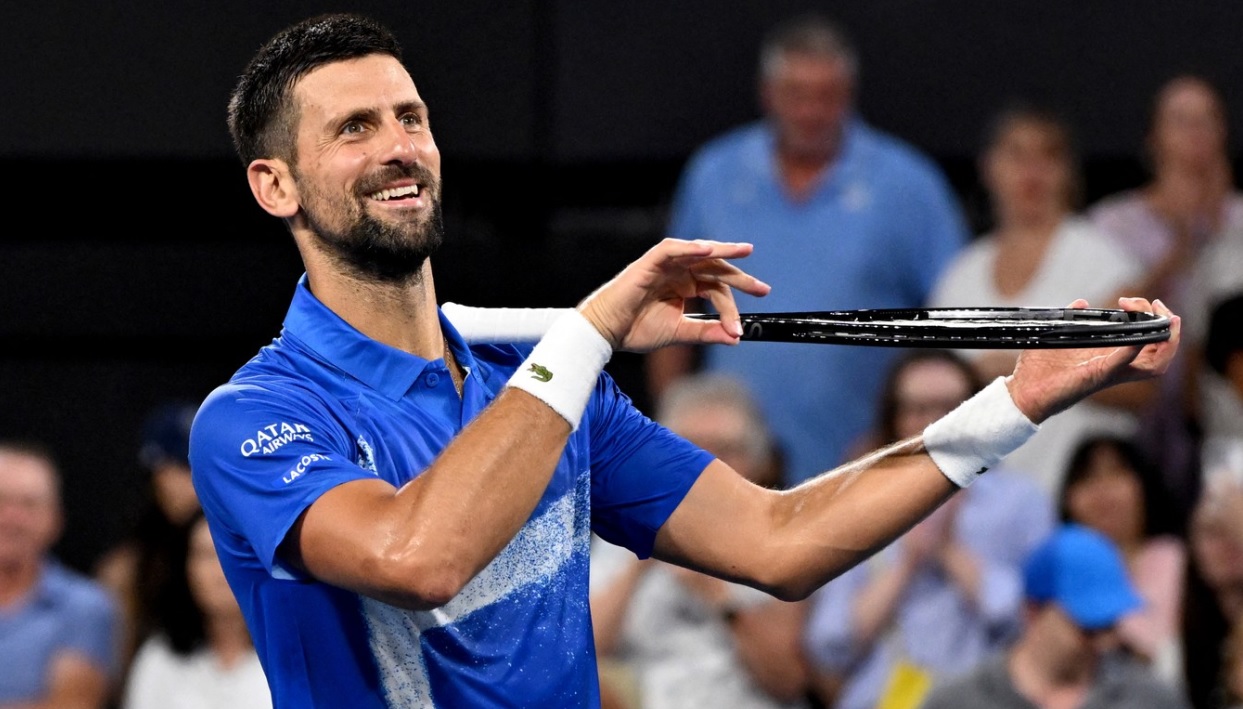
xmin=527 ymin=363 xmax=553 ymax=383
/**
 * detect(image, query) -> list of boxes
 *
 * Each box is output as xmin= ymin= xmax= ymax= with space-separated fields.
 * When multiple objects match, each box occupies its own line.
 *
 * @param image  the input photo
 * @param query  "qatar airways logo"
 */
xmin=240 ymin=422 xmax=314 ymax=457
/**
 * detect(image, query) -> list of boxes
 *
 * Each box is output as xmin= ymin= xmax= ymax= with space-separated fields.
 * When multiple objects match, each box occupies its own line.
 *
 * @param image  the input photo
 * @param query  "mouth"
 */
xmin=368 ymin=182 xmax=423 ymax=203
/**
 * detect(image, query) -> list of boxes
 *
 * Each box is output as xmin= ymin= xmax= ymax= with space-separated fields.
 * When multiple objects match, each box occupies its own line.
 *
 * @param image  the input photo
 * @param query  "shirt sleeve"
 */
xmin=58 ymin=580 xmax=121 ymax=679
xmin=189 ymin=381 xmax=378 ymax=580
xmin=585 ymin=374 xmax=714 ymax=559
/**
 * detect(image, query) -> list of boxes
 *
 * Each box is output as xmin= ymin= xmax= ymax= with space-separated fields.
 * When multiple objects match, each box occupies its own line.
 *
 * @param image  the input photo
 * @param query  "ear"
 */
xmin=247 ymin=158 xmax=299 ymax=219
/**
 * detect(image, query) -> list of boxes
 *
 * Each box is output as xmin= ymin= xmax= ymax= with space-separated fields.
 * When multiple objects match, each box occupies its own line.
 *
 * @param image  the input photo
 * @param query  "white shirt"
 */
xmin=123 ymin=634 xmax=272 ymax=709
xmin=928 ymin=216 xmax=1146 ymax=494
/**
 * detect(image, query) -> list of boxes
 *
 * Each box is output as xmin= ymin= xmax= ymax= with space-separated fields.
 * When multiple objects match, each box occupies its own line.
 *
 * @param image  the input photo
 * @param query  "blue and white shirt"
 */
xmin=189 ymin=276 xmax=713 ymax=708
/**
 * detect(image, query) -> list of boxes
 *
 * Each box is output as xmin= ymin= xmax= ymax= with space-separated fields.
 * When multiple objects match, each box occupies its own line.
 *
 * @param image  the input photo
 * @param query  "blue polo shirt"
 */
xmin=0 ymin=558 xmax=118 ymax=702
xmin=669 ymin=117 xmax=968 ymax=484
xmin=189 ymin=276 xmax=713 ymax=709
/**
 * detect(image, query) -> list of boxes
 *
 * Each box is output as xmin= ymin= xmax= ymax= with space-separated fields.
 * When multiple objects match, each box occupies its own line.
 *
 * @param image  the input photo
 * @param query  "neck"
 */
xmin=303 ymin=255 xmax=444 ymax=359
xmin=0 ymin=557 xmax=41 ymax=608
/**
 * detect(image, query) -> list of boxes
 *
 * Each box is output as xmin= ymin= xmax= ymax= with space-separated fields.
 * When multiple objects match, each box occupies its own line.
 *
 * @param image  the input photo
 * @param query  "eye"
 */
xmin=341 ymin=121 xmax=365 ymax=136
xmin=400 ymin=113 xmax=425 ymax=130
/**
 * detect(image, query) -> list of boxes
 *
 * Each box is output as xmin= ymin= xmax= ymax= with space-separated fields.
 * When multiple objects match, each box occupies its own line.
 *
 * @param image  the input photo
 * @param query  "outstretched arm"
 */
xmin=283 ymin=239 xmax=770 ymax=610
xmin=652 ymin=298 xmax=1181 ymax=601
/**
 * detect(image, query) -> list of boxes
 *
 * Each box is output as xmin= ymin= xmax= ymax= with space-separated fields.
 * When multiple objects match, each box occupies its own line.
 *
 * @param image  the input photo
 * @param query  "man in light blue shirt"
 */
xmin=654 ymin=13 xmax=970 ymax=485
xmin=0 ymin=441 xmax=119 ymax=707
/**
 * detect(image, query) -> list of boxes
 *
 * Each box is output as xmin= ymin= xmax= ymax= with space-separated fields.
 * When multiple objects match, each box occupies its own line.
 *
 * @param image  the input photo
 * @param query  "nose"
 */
xmin=378 ymin=116 xmax=420 ymax=166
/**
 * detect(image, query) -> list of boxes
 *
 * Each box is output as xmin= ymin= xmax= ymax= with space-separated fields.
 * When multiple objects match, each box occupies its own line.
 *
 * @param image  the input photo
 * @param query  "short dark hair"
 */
xmin=1057 ymin=434 xmax=1176 ymax=538
xmin=227 ymin=13 xmax=404 ymax=166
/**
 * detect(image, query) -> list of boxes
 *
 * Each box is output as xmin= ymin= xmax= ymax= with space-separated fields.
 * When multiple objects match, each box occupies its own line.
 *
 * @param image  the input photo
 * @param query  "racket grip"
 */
xmin=923 ymin=377 xmax=1039 ymax=487
xmin=442 ymin=303 xmax=571 ymax=343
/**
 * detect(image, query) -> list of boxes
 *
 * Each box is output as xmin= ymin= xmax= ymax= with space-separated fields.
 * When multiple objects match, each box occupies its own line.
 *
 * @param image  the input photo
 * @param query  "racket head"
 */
xmin=689 ymin=307 xmax=1172 ymax=348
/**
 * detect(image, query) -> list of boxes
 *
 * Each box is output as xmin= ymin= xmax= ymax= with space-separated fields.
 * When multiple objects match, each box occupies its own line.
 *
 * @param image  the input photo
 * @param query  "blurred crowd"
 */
xmin=5 ymin=9 xmax=1243 ymax=709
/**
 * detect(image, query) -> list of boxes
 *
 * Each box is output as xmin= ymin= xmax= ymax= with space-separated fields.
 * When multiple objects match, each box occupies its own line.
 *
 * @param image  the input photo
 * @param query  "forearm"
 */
xmin=938 ymin=542 xmax=982 ymax=606
xmin=372 ymin=393 xmax=573 ymax=606
xmin=762 ymin=438 xmax=958 ymax=599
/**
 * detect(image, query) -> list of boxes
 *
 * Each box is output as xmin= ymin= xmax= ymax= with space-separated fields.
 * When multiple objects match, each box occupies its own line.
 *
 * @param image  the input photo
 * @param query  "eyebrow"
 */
xmin=332 ymin=100 xmax=428 ymax=130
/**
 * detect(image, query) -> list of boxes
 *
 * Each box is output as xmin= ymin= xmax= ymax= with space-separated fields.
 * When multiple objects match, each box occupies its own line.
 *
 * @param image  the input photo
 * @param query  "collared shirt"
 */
xmin=668 ymin=117 xmax=969 ymax=485
xmin=0 ymin=558 xmax=119 ymax=702
xmin=919 ymin=652 xmax=1191 ymax=709
xmin=189 ymin=276 xmax=713 ymax=709
xmin=803 ymin=471 xmax=1055 ymax=709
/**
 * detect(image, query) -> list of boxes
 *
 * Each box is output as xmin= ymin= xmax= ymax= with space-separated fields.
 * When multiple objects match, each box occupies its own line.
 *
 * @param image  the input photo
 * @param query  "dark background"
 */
xmin=4 ymin=1 xmax=1241 ymax=572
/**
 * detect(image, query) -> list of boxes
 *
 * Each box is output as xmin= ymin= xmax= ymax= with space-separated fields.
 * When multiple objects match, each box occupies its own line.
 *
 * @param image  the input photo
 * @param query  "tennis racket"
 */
xmin=687 ymin=307 xmax=1172 ymax=348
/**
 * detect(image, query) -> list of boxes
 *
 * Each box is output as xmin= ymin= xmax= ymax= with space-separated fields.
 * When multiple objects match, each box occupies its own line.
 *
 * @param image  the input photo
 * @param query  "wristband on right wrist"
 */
xmin=505 ymin=311 xmax=613 ymax=430
xmin=922 ymin=377 xmax=1039 ymax=488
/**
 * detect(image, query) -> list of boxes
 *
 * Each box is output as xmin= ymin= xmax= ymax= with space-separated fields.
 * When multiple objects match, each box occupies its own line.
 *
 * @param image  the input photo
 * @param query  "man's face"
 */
xmin=289 ymin=54 xmax=445 ymax=282
xmin=0 ymin=451 xmax=61 ymax=568
xmin=761 ymin=52 xmax=854 ymax=161
xmin=1027 ymin=603 xmax=1118 ymax=675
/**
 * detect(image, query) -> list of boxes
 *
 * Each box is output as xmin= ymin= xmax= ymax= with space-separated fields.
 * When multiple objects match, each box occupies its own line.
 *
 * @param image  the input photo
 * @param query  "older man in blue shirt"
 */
xmin=651 ymin=13 xmax=969 ymax=485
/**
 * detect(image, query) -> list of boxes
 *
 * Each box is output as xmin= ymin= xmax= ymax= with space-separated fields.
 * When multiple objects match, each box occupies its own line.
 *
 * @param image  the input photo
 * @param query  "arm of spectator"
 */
xmin=729 ymin=597 xmax=813 ymax=703
xmin=0 ymin=651 xmax=113 ymax=709
xmin=588 ymin=554 xmax=653 ymax=656
xmin=1117 ymin=538 xmax=1187 ymax=662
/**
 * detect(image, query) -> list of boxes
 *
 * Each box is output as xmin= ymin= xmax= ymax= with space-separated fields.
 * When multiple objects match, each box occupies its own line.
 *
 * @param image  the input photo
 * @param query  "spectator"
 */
xmin=1089 ymin=74 xmax=1242 ymax=315
xmin=1088 ymin=74 xmax=1241 ymax=519
xmin=1057 ymin=434 xmax=1187 ymax=684
xmin=0 ymin=440 xmax=119 ymax=708
xmin=1182 ymin=484 xmax=1243 ymax=709
xmin=928 ymin=100 xmax=1151 ymax=495
xmin=95 ymin=401 xmax=202 ymax=675
xmin=1197 ymin=292 xmax=1243 ymax=482
xmin=919 ymin=524 xmax=1190 ymax=709
xmin=648 ymin=11 xmax=970 ymax=486
xmin=803 ymin=350 xmax=1054 ymax=709
xmin=590 ymin=373 xmax=812 ymax=709
xmin=121 ymin=512 xmax=271 ymax=709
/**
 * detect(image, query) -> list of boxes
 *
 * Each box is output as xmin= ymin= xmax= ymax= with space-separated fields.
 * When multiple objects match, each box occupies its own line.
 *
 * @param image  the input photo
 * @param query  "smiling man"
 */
xmin=188 ymin=12 xmax=1181 ymax=709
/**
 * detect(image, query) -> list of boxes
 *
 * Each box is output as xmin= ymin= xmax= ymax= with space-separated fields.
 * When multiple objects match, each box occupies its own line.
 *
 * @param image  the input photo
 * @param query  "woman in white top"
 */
xmin=122 ymin=513 xmax=271 ymax=709
xmin=928 ymin=101 xmax=1151 ymax=494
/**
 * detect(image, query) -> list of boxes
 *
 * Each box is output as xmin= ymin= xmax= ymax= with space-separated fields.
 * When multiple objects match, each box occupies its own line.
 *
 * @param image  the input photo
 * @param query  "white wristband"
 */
xmin=441 ymin=303 xmax=571 ymax=344
xmin=923 ymin=377 xmax=1039 ymax=488
xmin=506 ymin=311 xmax=613 ymax=430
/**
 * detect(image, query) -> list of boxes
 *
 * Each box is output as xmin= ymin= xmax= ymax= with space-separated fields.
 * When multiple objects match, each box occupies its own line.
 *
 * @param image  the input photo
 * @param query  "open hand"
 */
xmin=1007 ymin=297 xmax=1181 ymax=423
xmin=577 ymin=238 xmax=771 ymax=352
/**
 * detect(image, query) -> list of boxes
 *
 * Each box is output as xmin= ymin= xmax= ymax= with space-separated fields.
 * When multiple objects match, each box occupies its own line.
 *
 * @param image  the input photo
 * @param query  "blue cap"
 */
xmin=1023 ymin=524 xmax=1144 ymax=630
xmin=138 ymin=401 xmax=198 ymax=470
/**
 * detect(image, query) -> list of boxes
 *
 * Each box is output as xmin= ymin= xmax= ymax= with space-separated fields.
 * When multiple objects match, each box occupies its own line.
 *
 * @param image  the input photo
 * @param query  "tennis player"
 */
xmin=188 ymin=12 xmax=1181 ymax=708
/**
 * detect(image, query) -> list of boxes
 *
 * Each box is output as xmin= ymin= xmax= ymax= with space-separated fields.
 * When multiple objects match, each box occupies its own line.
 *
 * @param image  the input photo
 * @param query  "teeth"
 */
xmin=371 ymin=184 xmax=421 ymax=201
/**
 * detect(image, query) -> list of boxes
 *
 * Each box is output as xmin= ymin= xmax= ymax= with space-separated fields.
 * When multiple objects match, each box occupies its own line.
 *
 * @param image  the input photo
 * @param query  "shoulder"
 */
xmin=1087 ymin=190 xmax=1145 ymax=220
xmin=1103 ymin=654 xmax=1188 ymax=704
xmin=853 ymin=121 xmax=949 ymax=179
xmin=43 ymin=561 xmax=117 ymax=618
xmin=682 ymin=122 xmax=767 ymax=173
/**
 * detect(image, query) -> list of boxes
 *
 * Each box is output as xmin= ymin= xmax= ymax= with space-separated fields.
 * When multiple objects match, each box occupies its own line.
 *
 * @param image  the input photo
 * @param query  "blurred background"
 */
xmin=4 ymin=0 xmax=1243 ymax=573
